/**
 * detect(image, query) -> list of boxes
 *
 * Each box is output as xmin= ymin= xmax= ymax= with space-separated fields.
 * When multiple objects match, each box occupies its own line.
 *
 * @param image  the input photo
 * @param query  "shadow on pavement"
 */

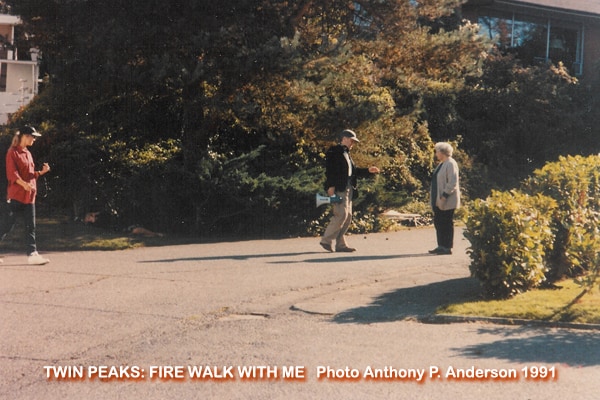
xmin=333 ymin=278 xmax=600 ymax=367
xmin=453 ymin=326 xmax=600 ymax=366
xmin=332 ymin=277 xmax=481 ymax=324
xmin=300 ymin=253 xmax=438 ymax=264
xmin=140 ymin=252 xmax=438 ymax=264
xmin=267 ymin=253 xmax=438 ymax=264
xmin=139 ymin=252 xmax=322 ymax=263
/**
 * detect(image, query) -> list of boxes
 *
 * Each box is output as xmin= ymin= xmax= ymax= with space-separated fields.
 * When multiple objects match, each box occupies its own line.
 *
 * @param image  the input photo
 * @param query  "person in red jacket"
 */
xmin=0 ymin=126 xmax=51 ymax=265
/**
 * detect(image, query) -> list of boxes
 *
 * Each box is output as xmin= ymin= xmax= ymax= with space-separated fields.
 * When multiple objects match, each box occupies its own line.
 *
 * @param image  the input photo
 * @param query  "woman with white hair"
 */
xmin=429 ymin=142 xmax=460 ymax=255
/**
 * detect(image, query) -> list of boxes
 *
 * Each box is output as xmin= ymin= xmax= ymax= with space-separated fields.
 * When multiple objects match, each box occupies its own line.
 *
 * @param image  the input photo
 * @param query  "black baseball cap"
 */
xmin=19 ymin=126 xmax=41 ymax=137
xmin=341 ymin=129 xmax=360 ymax=142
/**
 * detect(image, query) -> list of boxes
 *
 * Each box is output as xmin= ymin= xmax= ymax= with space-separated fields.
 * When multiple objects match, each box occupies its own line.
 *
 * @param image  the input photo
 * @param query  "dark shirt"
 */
xmin=431 ymin=162 xmax=442 ymax=208
xmin=324 ymin=144 xmax=370 ymax=194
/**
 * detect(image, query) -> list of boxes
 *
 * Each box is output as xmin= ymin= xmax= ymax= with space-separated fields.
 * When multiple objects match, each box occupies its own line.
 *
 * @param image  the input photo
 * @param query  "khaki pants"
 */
xmin=321 ymin=186 xmax=353 ymax=250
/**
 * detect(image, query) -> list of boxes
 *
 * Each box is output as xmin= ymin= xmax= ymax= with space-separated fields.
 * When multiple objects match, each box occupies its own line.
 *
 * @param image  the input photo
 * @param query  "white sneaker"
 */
xmin=28 ymin=252 xmax=50 ymax=265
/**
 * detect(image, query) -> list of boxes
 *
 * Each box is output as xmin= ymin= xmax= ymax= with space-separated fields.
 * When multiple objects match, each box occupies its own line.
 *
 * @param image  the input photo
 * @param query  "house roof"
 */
xmin=0 ymin=14 xmax=20 ymax=25
xmin=497 ymin=1 xmax=600 ymax=16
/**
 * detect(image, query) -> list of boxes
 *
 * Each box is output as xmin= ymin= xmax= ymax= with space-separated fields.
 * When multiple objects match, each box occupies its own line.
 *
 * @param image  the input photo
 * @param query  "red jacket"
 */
xmin=6 ymin=146 xmax=39 ymax=204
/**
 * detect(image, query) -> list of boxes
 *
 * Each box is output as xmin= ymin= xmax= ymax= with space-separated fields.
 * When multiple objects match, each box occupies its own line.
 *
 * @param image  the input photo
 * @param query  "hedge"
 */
xmin=465 ymin=155 xmax=600 ymax=298
xmin=464 ymin=190 xmax=556 ymax=298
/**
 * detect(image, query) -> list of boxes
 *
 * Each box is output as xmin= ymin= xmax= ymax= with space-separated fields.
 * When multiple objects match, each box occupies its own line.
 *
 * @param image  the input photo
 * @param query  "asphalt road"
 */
xmin=1 ymin=227 xmax=599 ymax=399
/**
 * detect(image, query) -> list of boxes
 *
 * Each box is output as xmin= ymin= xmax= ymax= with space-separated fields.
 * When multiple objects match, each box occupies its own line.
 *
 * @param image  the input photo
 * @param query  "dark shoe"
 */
xmin=439 ymin=247 xmax=452 ymax=255
xmin=428 ymin=247 xmax=444 ymax=254
xmin=336 ymin=247 xmax=356 ymax=253
xmin=320 ymin=242 xmax=333 ymax=252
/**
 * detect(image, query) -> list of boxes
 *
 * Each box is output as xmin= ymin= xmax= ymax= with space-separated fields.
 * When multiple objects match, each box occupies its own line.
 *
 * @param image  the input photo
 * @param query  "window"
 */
xmin=353 ymin=2 xmax=372 ymax=28
xmin=478 ymin=12 xmax=583 ymax=75
xmin=0 ymin=63 xmax=6 ymax=92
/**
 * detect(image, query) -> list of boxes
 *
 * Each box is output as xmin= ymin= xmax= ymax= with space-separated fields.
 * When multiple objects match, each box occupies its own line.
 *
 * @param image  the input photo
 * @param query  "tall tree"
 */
xmin=10 ymin=0 xmax=309 ymax=232
xmin=7 ymin=0 xmax=492 ymax=235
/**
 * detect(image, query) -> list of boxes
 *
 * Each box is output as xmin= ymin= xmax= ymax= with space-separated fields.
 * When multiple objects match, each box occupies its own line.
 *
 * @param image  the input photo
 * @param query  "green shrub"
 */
xmin=523 ymin=155 xmax=600 ymax=279
xmin=464 ymin=190 xmax=556 ymax=299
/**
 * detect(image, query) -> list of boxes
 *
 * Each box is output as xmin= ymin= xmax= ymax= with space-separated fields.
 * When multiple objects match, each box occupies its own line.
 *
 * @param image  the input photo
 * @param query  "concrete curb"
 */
xmin=421 ymin=314 xmax=600 ymax=331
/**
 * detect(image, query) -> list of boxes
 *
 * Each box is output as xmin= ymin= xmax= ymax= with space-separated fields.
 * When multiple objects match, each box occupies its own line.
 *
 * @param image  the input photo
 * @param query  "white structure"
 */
xmin=0 ymin=14 xmax=40 ymax=125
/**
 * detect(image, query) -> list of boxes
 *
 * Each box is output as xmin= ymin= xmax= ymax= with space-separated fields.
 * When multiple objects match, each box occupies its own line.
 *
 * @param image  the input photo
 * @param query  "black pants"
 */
xmin=433 ymin=206 xmax=455 ymax=249
xmin=0 ymin=200 xmax=37 ymax=256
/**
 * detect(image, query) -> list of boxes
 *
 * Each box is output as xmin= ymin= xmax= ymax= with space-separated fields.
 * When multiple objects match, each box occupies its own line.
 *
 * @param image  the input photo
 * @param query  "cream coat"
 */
xmin=434 ymin=157 xmax=460 ymax=210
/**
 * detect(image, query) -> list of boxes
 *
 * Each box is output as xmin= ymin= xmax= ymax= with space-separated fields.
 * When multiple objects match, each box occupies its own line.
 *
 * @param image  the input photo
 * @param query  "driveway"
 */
xmin=1 ymin=228 xmax=598 ymax=399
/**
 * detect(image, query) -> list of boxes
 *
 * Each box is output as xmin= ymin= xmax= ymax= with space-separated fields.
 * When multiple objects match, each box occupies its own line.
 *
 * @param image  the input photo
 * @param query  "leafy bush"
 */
xmin=523 ymin=155 xmax=600 ymax=279
xmin=464 ymin=190 xmax=556 ymax=299
xmin=457 ymin=51 xmax=591 ymax=194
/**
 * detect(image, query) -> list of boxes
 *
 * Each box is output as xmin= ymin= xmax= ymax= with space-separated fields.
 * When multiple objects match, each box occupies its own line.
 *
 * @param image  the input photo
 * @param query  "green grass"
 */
xmin=437 ymin=279 xmax=600 ymax=325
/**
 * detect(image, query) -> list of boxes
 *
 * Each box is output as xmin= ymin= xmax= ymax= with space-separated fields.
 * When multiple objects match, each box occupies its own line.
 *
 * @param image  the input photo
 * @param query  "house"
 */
xmin=462 ymin=0 xmax=600 ymax=79
xmin=0 ymin=14 xmax=40 ymax=125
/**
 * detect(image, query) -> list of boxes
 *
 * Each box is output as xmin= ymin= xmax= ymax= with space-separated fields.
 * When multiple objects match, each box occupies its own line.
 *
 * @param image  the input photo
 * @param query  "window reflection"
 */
xmin=478 ymin=13 xmax=582 ymax=75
